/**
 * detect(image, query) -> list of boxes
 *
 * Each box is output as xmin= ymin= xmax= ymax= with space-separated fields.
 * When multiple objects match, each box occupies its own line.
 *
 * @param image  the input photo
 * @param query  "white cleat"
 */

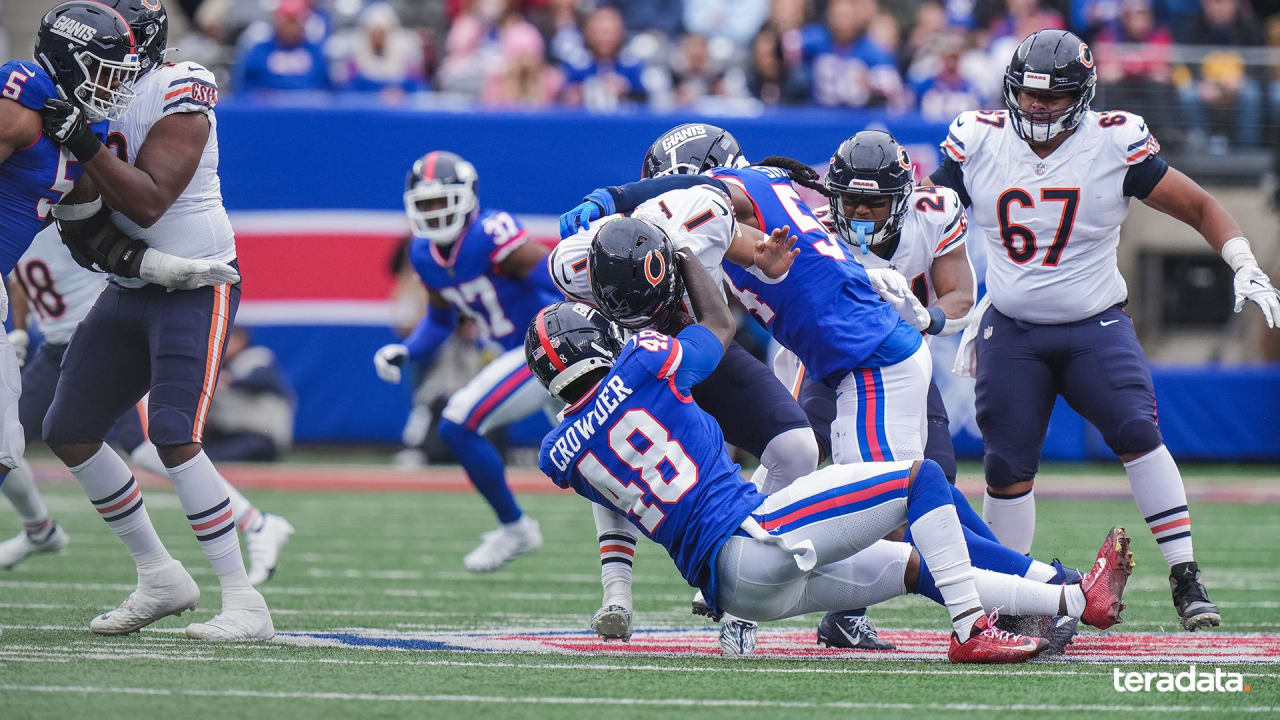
xmin=462 ymin=516 xmax=542 ymax=572
xmin=90 ymin=559 xmax=200 ymax=635
xmin=719 ymin=615 xmax=759 ymax=656
xmin=0 ymin=523 xmax=69 ymax=569
xmin=590 ymin=605 xmax=634 ymax=642
xmin=245 ymin=513 xmax=294 ymax=586
xmin=185 ymin=588 xmax=274 ymax=641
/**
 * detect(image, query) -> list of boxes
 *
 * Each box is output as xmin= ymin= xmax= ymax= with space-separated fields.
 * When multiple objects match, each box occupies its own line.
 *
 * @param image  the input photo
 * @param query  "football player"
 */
xmin=373 ymin=150 xmax=560 ymax=572
xmin=39 ymin=0 xmax=272 ymax=640
xmin=528 ymin=242 xmax=1135 ymax=663
xmin=931 ymin=29 xmax=1280 ymax=631
xmin=2 ymin=222 xmax=292 ymax=585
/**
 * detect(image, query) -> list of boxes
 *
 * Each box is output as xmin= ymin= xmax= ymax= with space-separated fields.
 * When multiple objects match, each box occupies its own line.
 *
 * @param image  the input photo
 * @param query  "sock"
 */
xmin=907 ymin=460 xmax=983 ymax=640
xmin=1124 ymin=445 xmax=1194 ymax=568
xmin=224 ymin=480 xmax=264 ymax=533
xmin=166 ymin=450 xmax=250 ymax=588
xmin=73 ymin=445 xmax=169 ymax=567
xmin=983 ymin=488 xmax=1035 ymax=554
xmin=438 ymin=418 xmax=521 ymax=524
xmin=949 ymin=483 xmax=1000 ymax=542
xmin=598 ymin=531 xmax=636 ymax=608
xmin=2 ymin=459 xmax=52 ymax=537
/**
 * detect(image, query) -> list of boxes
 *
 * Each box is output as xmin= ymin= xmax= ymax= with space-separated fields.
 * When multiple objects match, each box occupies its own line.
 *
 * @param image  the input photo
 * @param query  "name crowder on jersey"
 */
xmin=547 ymin=375 xmax=634 ymax=472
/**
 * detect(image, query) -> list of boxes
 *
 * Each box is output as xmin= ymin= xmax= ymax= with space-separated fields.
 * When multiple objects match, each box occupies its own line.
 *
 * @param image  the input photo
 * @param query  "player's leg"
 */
xmin=830 ymin=341 xmax=932 ymax=464
xmin=44 ymin=285 xmax=199 ymax=635
xmin=975 ymin=307 xmax=1058 ymax=553
xmin=924 ymin=381 xmax=958 ymax=484
xmin=142 ymin=282 xmax=271 ymax=641
xmin=1058 ymin=305 xmax=1218 ymax=630
xmin=0 ymin=342 xmax=69 ymax=568
xmin=589 ymin=504 xmax=636 ymax=641
xmin=692 ymin=340 xmax=817 ymax=494
xmin=439 ymin=346 xmax=545 ymax=571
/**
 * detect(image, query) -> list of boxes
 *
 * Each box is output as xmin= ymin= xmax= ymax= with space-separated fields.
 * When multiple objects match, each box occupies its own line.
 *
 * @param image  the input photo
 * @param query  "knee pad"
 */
xmin=983 ymin=447 xmax=1037 ymax=490
xmin=759 ymin=428 xmax=819 ymax=492
xmin=1106 ymin=418 xmax=1162 ymax=457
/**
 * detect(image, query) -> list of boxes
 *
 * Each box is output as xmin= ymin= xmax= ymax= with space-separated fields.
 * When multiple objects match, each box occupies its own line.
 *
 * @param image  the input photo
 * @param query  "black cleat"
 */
xmin=1170 ymin=562 xmax=1221 ymax=631
xmin=817 ymin=611 xmax=896 ymax=650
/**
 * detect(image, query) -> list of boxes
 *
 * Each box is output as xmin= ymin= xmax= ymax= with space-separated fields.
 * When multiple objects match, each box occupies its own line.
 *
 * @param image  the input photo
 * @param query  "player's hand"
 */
xmin=374 ymin=343 xmax=409 ymax=383
xmin=7 ymin=329 xmax=28 ymax=369
xmin=867 ymin=268 xmax=931 ymax=331
xmin=139 ymin=250 xmax=240 ymax=290
xmin=558 ymin=189 xmax=616 ymax=238
xmin=41 ymin=99 xmax=102 ymax=162
xmin=753 ymin=225 xmax=799 ymax=279
xmin=1233 ymin=265 xmax=1280 ymax=328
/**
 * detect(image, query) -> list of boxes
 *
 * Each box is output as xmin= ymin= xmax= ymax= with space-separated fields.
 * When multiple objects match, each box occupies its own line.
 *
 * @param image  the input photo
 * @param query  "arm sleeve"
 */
xmin=402 ymin=302 xmax=457 ymax=363
xmin=928 ymin=157 xmax=971 ymax=209
xmin=160 ymin=64 xmax=219 ymax=119
xmin=607 ymin=174 xmax=731 ymax=213
xmin=1123 ymin=155 xmax=1169 ymax=199
xmin=671 ymin=324 xmax=724 ymax=390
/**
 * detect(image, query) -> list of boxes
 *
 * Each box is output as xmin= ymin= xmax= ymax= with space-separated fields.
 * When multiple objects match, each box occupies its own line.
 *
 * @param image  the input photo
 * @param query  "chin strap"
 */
xmin=849 ymin=220 xmax=875 ymax=255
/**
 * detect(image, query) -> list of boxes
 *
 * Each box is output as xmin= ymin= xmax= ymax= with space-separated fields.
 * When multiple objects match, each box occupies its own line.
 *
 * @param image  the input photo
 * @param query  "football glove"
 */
xmin=42 ymin=98 xmax=102 ymax=162
xmin=374 ymin=343 xmax=409 ymax=383
xmin=558 ymin=188 xmax=616 ymax=238
xmin=7 ymin=329 xmax=28 ymax=368
xmin=867 ymin=268 xmax=931 ymax=331
xmin=139 ymin=251 xmax=240 ymax=290
xmin=1233 ymin=265 xmax=1280 ymax=329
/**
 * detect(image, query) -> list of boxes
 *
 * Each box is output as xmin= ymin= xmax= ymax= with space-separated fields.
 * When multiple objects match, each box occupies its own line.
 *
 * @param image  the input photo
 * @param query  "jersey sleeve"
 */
xmin=1101 ymin=111 xmax=1169 ymax=199
xmin=634 ymin=185 xmax=735 ymax=274
xmin=1 ymin=62 xmax=55 ymax=111
xmin=622 ymin=326 xmax=721 ymax=392
xmin=547 ymin=231 xmax=595 ymax=303
xmin=929 ymin=187 xmax=969 ymax=257
xmin=939 ymin=110 xmax=982 ymax=165
xmin=158 ymin=63 xmax=219 ymax=119
xmin=476 ymin=209 xmax=528 ymax=264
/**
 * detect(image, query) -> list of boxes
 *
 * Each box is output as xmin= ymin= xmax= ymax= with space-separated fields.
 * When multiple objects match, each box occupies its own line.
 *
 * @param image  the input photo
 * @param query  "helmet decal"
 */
xmin=642 ymin=249 xmax=666 ymax=288
xmin=1078 ymin=42 xmax=1094 ymax=69
xmin=897 ymin=145 xmax=912 ymax=171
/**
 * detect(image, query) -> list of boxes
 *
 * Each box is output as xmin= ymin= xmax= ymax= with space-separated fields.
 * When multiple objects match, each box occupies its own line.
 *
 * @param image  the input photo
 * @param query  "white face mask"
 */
xmin=403 ymin=181 xmax=477 ymax=245
xmin=74 ymin=50 xmax=142 ymax=121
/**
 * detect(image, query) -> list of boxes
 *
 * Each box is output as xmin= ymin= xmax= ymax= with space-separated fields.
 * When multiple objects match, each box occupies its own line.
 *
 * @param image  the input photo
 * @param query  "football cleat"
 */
xmin=996 ymin=614 xmax=1080 ymax=656
xmin=185 ymin=588 xmax=274 ymax=641
xmin=1050 ymin=558 xmax=1083 ymax=584
xmin=1170 ymin=561 xmax=1221 ymax=631
xmin=90 ymin=558 xmax=200 ymax=635
xmin=719 ymin=616 xmax=758 ymax=656
xmin=948 ymin=610 xmax=1048 ymax=664
xmin=1080 ymin=526 xmax=1135 ymax=630
xmin=691 ymin=590 xmax=723 ymax=622
xmin=817 ymin=611 xmax=896 ymax=650
xmin=245 ymin=513 xmax=294 ymax=586
xmin=462 ymin=516 xmax=542 ymax=572
xmin=590 ymin=605 xmax=633 ymax=642
xmin=0 ymin=523 xmax=69 ymax=569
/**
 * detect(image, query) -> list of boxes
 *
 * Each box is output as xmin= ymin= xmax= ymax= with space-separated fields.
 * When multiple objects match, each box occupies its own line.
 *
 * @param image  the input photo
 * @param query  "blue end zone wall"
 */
xmin=215 ymin=101 xmax=1280 ymax=460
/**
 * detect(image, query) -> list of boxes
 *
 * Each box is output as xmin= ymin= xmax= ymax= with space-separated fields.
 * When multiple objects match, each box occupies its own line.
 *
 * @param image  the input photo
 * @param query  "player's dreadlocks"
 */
xmin=756 ymin=156 xmax=832 ymax=198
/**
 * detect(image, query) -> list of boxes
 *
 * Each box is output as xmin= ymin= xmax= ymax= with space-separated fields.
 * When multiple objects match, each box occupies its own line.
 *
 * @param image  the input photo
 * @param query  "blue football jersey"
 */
xmin=539 ymin=325 xmax=765 ymax=613
xmin=712 ymin=166 xmax=920 ymax=384
xmin=0 ymin=61 xmax=107 ymax=276
xmin=409 ymin=208 xmax=560 ymax=350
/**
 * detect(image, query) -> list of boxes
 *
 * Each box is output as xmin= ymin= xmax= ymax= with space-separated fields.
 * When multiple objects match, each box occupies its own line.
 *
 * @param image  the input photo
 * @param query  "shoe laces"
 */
xmin=849 ymin=615 xmax=881 ymax=640
xmin=977 ymin=609 xmax=1023 ymax=644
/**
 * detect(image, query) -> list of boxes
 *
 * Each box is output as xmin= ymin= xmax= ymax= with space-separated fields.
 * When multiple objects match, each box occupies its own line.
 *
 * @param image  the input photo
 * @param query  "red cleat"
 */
xmin=1080 ymin=525 xmax=1135 ymax=630
xmin=947 ymin=610 xmax=1048 ymax=664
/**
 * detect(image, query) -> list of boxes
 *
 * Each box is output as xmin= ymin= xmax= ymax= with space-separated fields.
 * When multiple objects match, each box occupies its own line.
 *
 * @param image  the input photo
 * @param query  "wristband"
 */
xmin=65 ymin=124 xmax=103 ymax=163
xmin=1220 ymin=237 xmax=1256 ymax=273
xmin=50 ymin=196 xmax=103 ymax=221
xmin=925 ymin=306 xmax=947 ymax=335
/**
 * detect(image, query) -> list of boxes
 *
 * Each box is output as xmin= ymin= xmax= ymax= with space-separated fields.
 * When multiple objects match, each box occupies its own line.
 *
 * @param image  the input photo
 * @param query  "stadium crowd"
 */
xmin=163 ymin=0 xmax=1280 ymax=147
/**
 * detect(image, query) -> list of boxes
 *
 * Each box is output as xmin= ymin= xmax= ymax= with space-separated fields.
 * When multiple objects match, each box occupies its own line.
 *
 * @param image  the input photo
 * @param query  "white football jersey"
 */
xmin=12 ymin=224 xmax=107 ymax=345
xmin=821 ymin=186 xmax=970 ymax=306
xmin=108 ymin=61 xmax=235 ymax=287
xmin=549 ymin=184 xmax=737 ymax=307
xmin=941 ymin=108 xmax=1160 ymax=323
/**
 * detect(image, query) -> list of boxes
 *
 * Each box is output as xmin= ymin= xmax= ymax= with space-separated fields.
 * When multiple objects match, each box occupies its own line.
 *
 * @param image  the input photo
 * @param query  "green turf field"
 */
xmin=1 ymin=462 xmax=1278 ymax=718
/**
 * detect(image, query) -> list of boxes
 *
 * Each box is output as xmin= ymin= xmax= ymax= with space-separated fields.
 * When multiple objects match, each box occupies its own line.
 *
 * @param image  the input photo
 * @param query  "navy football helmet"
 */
xmin=95 ymin=0 xmax=169 ymax=76
xmin=1003 ymin=29 xmax=1097 ymax=143
xmin=35 ymin=0 xmax=142 ymax=121
xmin=526 ymin=302 xmax=624 ymax=402
xmin=403 ymin=150 xmax=479 ymax=245
xmin=589 ymin=217 xmax=684 ymax=330
xmin=641 ymin=123 xmax=747 ymax=179
xmin=825 ymin=130 xmax=913 ymax=253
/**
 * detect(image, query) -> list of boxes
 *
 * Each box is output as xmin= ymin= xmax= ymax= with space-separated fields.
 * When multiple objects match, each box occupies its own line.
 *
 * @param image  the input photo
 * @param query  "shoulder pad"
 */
xmin=0 ymin=61 xmax=56 ymax=111
xmin=624 ymin=330 xmax=682 ymax=379
xmin=909 ymin=187 xmax=968 ymax=256
xmin=548 ymin=233 xmax=593 ymax=303
xmin=1094 ymin=110 xmax=1160 ymax=166
xmin=475 ymin=209 xmax=527 ymax=264
xmin=941 ymin=110 xmax=1007 ymax=163
xmin=156 ymin=62 xmax=219 ymax=116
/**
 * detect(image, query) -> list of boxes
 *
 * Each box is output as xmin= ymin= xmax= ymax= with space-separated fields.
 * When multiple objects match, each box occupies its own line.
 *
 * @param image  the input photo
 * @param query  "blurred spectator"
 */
xmin=802 ymin=0 xmax=904 ymax=108
xmin=684 ymin=0 xmax=771 ymax=45
xmin=748 ymin=24 xmax=812 ymax=104
xmin=437 ymin=0 xmax=513 ymax=96
xmin=232 ymin=0 xmax=331 ymax=92
xmin=544 ymin=0 xmax=590 ymax=68
xmin=768 ymin=0 xmax=810 ymax=69
xmin=989 ymin=0 xmax=1065 ymax=40
xmin=342 ymin=3 xmax=427 ymax=96
xmin=482 ymin=19 xmax=564 ymax=106
xmin=560 ymin=6 xmax=648 ymax=109
xmin=1072 ymin=0 xmax=1125 ymax=39
xmin=1095 ymin=0 xmax=1175 ymax=135
xmin=1176 ymin=0 xmax=1264 ymax=147
xmin=904 ymin=1 xmax=950 ymax=79
xmin=913 ymin=32 xmax=984 ymax=120
xmin=669 ymin=33 xmax=750 ymax=105
xmin=600 ymin=0 xmax=684 ymax=41
xmin=204 ymin=327 xmax=296 ymax=462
